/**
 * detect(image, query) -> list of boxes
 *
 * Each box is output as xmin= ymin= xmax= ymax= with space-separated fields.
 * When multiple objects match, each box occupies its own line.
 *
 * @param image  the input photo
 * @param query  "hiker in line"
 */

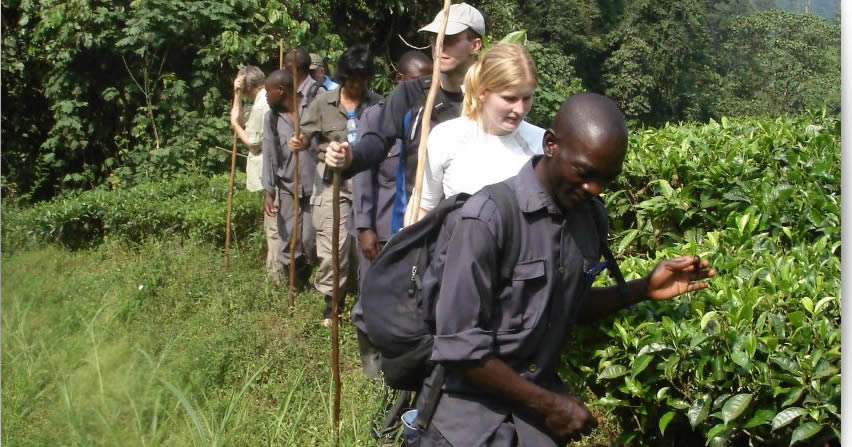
xmin=290 ymin=45 xmax=383 ymax=327
xmin=350 ymin=50 xmax=433 ymax=378
xmin=260 ymin=69 xmax=316 ymax=289
xmin=322 ymin=2 xmax=486 ymax=217
xmin=229 ymin=65 xmax=283 ymax=282
xmin=309 ymin=53 xmax=340 ymax=91
xmin=414 ymin=42 xmax=543 ymax=221
xmin=416 ymin=94 xmax=716 ymax=446
xmin=284 ymin=48 xmax=328 ymax=117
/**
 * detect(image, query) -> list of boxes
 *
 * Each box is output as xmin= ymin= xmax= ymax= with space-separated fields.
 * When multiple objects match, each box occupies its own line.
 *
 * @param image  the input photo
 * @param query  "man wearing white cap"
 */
xmin=322 ymin=2 xmax=486 ymax=195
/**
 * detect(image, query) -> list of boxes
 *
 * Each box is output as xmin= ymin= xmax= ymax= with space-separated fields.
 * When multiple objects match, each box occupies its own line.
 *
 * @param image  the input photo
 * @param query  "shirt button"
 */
xmin=528 ymin=363 xmax=538 ymax=373
xmin=558 ymin=265 xmax=565 ymax=274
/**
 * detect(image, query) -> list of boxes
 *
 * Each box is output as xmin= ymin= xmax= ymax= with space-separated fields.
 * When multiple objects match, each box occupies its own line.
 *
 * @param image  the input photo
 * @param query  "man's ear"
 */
xmin=543 ymin=129 xmax=557 ymax=157
xmin=394 ymin=72 xmax=404 ymax=83
xmin=471 ymin=37 xmax=483 ymax=53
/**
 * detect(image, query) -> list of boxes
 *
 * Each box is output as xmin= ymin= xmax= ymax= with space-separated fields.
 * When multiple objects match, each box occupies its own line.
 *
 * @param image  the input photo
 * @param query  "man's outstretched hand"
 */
xmin=646 ymin=256 xmax=716 ymax=301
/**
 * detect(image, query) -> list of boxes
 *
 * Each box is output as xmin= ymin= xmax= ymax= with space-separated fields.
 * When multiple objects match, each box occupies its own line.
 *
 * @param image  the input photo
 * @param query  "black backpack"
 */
xmin=360 ymin=182 xmax=521 ymax=392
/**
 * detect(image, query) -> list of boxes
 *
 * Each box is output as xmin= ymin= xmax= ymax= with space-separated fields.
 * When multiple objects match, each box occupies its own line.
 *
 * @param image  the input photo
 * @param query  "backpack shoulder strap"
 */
xmin=306 ymin=81 xmax=321 ymax=104
xmin=268 ymin=111 xmax=281 ymax=150
xmin=486 ymin=182 xmax=522 ymax=279
xmin=589 ymin=197 xmax=629 ymax=301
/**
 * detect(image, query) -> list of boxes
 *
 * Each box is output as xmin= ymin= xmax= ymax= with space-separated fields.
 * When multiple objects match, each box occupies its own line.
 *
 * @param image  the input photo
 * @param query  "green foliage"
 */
xmin=3 ymin=173 xmax=263 ymax=252
xmin=564 ymin=112 xmax=840 ymax=446
xmin=504 ymin=0 xmax=840 ymax=124
xmin=2 ymin=114 xmax=840 ymax=446
xmin=719 ymin=10 xmax=840 ymax=116
xmin=525 ymin=41 xmax=584 ymax=127
xmin=2 ymin=0 xmax=351 ymax=201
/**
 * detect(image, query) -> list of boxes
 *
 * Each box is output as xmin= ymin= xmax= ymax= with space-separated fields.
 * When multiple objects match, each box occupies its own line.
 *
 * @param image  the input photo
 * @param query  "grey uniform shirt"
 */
xmin=351 ymin=102 xmax=400 ymax=241
xmin=300 ymin=88 xmax=383 ymax=203
xmin=426 ymin=156 xmax=604 ymax=446
xmin=261 ymin=110 xmax=316 ymax=198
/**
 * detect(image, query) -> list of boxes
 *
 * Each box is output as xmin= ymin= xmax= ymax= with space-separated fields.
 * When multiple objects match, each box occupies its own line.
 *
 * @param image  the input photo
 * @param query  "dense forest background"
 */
xmin=1 ymin=0 xmax=840 ymax=202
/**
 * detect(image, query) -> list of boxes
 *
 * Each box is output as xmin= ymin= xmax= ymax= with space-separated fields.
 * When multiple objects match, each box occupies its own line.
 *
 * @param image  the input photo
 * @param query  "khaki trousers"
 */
xmin=311 ymin=184 xmax=355 ymax=297
xmin=264 ymin=198 xmax=285 ymax=283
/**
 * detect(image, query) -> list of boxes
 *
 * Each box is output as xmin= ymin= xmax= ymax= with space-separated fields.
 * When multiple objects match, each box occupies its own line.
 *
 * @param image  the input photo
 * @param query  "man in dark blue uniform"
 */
xmin=418 ymin=93 xmax=716 ymax=446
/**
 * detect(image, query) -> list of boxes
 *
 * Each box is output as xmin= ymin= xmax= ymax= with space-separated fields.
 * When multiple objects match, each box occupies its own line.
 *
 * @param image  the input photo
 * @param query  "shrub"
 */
xmin=566 ymin=112 xmax=840 ymax=446
xmin=2 ymin=173 xmax=263 ymax=252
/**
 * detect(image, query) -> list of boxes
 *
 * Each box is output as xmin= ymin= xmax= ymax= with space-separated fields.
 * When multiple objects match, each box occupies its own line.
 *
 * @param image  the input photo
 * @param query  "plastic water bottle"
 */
xmin=346 ymin=111 xmax=358 ymax=144
xmin=324 ymin=111 xmax=358 ymax=185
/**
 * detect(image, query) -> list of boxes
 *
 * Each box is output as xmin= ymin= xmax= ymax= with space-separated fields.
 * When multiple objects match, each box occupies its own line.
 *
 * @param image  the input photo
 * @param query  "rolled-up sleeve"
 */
xmin=432 ymin=212 xmax=500 ymax=363
xmin=352 ymin=105 xmax=381 ymax=230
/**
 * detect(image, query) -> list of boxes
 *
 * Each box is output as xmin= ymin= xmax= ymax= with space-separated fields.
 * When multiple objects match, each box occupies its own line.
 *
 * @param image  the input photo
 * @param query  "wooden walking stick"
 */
xmin=224 ymin=131 xmax=238 ymax=270
xmin=404 ymin=0 xmax=452 ymax=226
xmin=330 ymin=163 xmax=342 ymax=446
xmin=288 ymin=47 xmax=302 ymax=313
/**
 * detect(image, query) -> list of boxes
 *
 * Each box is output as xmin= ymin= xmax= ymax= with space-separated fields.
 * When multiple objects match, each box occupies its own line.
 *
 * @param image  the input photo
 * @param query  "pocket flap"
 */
xmin=512 ymin=259 xmax=545 ymax=281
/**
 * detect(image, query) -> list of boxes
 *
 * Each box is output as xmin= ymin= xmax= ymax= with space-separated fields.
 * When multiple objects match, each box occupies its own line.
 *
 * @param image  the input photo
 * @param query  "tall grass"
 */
xmin=1 ymin=238 xmax=396 ymax=446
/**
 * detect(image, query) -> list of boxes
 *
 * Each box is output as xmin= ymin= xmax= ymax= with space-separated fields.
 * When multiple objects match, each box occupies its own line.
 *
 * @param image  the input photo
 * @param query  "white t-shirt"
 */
xmin=421 ymin=116 xmax=544 ymax=210
xmin=245 ymin=88 xmax=270 ymax=192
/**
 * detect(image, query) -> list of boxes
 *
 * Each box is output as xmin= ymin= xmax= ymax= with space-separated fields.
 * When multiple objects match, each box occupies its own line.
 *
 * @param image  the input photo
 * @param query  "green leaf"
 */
xmin=700 ymin=311 xmax=719 ymax=331
xmin=713 ymin=394 xmax=731 ymax=410
xmin=616 ymin=229 xmax=639 ymax=254
xmin=598 ymin=364 xmax=628 ymax=380
xmin=721 ymin=393 xmax=752 ymax=424
xmin=632 ymin=354 xmax=653 ymax=377
xmin=596 ymin=396 xmax=625 ymax=406
xmin=737 ymin=213 xmax=750 ymax=234
xmin=772 ymin=407 xmax=806 ymax=431
xmin=814 ymin=296 xmax=836 ymax=314
xmin=656 ymin=387 xmax=671 ymax=402
xmin=731 ymin=349 xmax=750 ymax=369
xmin=788 ymin=311 xmax=805 ymax=328
xmin=705 ymin=423 xmax=728 ymax=442
xmin=690 ymin=333 xmax=710 ymax=350
xmin=744 ymin=408 xmax=776 ymax=428
xmin=657 ymin=179 xmax=675 ymax=198
xmin=800 ymin=297 xmax=814 ymax=314
xmin=770 ymin=356 xmax=799 ymax=374
xmin=782 ymin=388 xmax=805 ymax=407
xmin=813 ymin=360 xmax=838 ymax=379
xmin=637 ymin=343 xmax=673 ymax=357
xmin=659 ymin=410 xmax=676 ymax=435
xmin=688 ymin=394 xmax=711 ymax=429
xmin=499 ymin=30 xmax=527 ymax=44
xmin=789 ymin=422 xmax=822 ymax=446
xmin=668 ymin=398 xmax=690 ymax=410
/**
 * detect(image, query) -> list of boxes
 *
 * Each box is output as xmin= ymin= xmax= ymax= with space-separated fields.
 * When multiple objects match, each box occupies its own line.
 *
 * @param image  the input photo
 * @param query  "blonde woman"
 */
xmin=417 ymin=43 xmax=544 ymax=216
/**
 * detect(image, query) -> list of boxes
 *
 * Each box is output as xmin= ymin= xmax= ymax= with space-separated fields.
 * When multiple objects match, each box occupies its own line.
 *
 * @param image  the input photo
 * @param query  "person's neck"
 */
xmin=440 ymin=63 xmax=471 ymax=93
xmin=482 ymin=120 xmax=511 ymax=137
xmin=534 ymin=157 xmax=554 ymax=197
xmin=341 ymin=87 xmax=361 ymax=102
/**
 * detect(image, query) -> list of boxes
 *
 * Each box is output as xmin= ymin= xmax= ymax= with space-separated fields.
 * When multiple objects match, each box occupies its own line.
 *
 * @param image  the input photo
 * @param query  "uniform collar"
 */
xmin=297 ymin=75 xmax=313 ymax=94
xmin=513 ymin=155 xmax=563 ymax=216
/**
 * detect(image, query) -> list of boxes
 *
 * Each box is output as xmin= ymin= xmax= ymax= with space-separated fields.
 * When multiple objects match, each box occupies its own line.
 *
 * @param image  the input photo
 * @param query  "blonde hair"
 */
xmin=461 ymin=43 xmax=538 ymax=123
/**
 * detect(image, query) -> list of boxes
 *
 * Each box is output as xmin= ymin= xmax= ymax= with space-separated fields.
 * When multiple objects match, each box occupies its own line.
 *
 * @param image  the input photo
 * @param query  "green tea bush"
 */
xmin=3 ymin=173 xmax=263 ymax=252
xmin=567 ymin=112 xmax=840 ymax=446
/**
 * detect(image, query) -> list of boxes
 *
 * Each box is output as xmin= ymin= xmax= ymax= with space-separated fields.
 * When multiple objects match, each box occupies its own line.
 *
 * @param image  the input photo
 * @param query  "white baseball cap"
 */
xmin=419 ymin=3 xmax=486 ymax=36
